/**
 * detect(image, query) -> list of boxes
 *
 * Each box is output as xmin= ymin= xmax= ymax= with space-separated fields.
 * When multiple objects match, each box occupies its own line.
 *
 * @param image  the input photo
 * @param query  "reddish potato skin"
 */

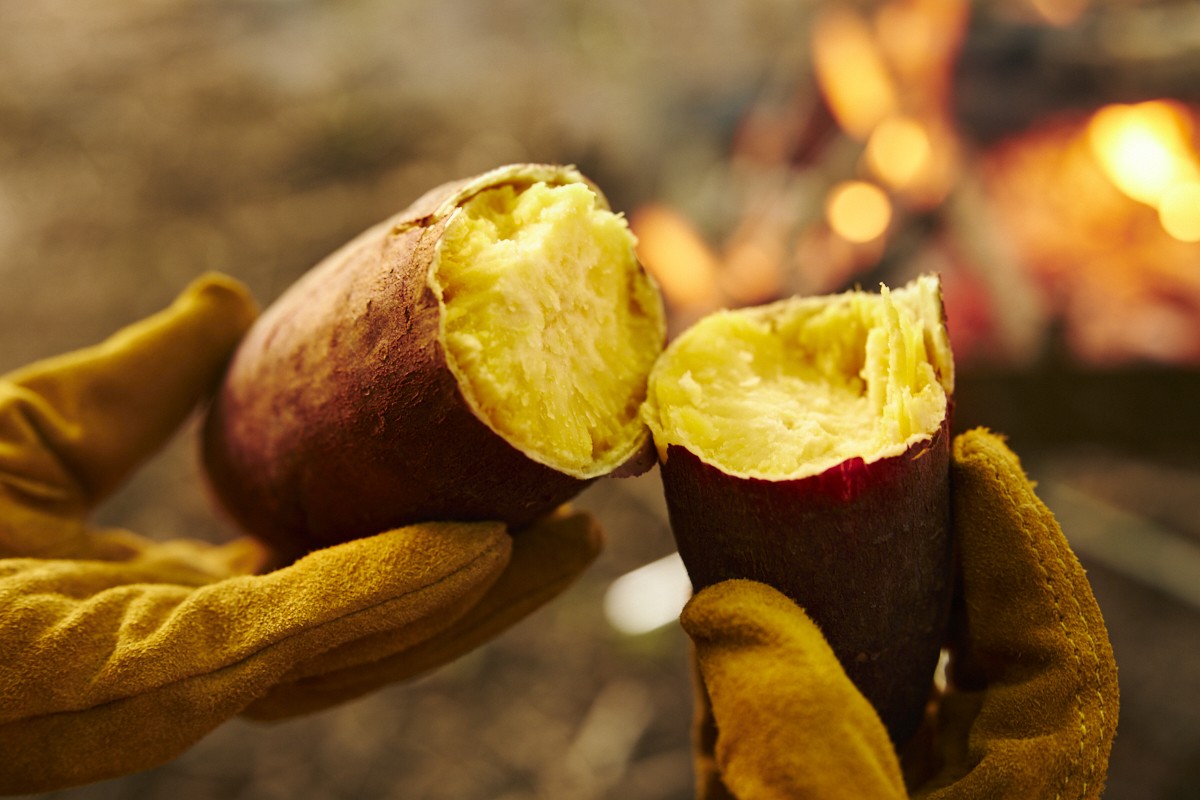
xmin=202 ymin=170 xmax=596 ymax=561
xmin=661 ymin=415 xmax=953 ymax=746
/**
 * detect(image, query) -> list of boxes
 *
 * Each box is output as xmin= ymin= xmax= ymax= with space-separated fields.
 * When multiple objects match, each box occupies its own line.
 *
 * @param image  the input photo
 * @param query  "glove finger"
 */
xmin=682 ymin=579 xmax=907 ymax=800
xmin=242 ymin=509 xmax=604 ymax=721
xmin=920 ymin=429 xmax=1119 ymax=799
xmin=0 ymin=520 xmax=508 ymax=794
xmin=84 ymin=527 xmax=272 ymax=580
xmin=0 ymin=273 xmax=257 ymax=558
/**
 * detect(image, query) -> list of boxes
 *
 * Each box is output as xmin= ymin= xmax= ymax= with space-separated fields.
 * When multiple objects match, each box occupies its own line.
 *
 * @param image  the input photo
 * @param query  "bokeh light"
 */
xmin=1088 ymin=101 xmax=1199 ymax=207
xmin=1159 ymin=182 xmax=1200 ymax=242
xmin=866 ymin=115 xmax=932 ymax=189
xmin=826 ymin=180 xmax=892 ymax=243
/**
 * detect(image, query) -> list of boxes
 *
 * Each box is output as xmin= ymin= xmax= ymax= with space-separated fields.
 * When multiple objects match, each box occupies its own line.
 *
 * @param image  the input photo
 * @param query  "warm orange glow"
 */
xmin=1160 ymin=182 xmax=1200 ymax=242
xmin=874 ymin=3 xmax=936 ymax=81
xmin=629 ymin=204 xmax=721 ymax=310
xmin=812 ymin=7 xmax=897 ymax=140
xmin=875 ymin=0 xmax=969 ymax=88
xmin=1088 ymin=101 xmax=1200 ymax=207
xmin=867 ymin=115 xmax=932 ymax=189
xmin=721 ymin=236 xmax=784 ymax=305
xmin=980 ymin=115 xmax=1200 ymax=365
xmin=1031 ymin=0 xmax=1090 ymax=27
xmin=826 ymin=181 xmax=892 ymax=243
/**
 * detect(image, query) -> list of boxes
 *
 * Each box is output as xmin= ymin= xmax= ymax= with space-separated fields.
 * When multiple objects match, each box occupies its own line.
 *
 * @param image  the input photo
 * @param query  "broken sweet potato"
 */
xmin=641 ymin=274 xmax=955 ymax=745
xmin=203 ymin=164 xmax=666 ymax=559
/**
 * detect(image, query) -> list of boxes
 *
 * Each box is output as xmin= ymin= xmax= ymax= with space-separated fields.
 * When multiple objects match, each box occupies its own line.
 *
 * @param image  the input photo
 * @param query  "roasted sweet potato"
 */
xmin=203 ymin=164 xmax=666 ymax=559
xmin=641 ymin=274 xmax=955 ymax=745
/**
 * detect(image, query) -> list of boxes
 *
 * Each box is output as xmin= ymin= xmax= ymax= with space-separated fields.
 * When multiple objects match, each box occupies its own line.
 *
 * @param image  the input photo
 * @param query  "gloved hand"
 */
xmin=0 ymin=274 xmax=603 ymax=795
xmin=681 ymin=429 xmax=1119 ymax=799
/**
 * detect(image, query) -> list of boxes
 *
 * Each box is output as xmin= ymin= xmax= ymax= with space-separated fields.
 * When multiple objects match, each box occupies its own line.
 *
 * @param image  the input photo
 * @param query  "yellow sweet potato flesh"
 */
xmin=433 ymin=181 xmax=663 ymax=478
xmin=642 ymin=275 xmax=954 ymax=479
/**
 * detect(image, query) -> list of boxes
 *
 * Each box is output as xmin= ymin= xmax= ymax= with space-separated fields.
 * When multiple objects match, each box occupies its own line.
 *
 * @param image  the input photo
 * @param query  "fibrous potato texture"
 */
xmin=642 ymin=274 xmax=955 ymax=746
xmin=433 ymin=181 xmax=663 ymax=478
xmin=642 ymin=275 xmax=953 ymax=478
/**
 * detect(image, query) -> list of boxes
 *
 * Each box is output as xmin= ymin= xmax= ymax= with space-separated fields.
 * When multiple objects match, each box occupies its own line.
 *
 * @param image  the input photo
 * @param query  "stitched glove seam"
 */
xmin=1039 ymin=497 xmax=1110 ymax=799
xmin=977 ymin=448 xmax=1095 ymax=800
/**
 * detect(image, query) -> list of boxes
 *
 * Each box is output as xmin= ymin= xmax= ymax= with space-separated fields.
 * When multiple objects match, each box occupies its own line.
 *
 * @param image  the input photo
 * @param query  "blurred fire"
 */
xmin=1030 ymin=0 xmax=1090 ymax=27
xmin=628 ymin=205 xmax=721 ymax=314
xmin=812 ymin=7 xmax=897 ymax=141
xmin=812 ymin=0 xmax=965 ymax=210
xmin=980 ymin=100 xmax=1200 ymax=364
xmin=866 ymin=115 xmax=931 ymax=190
xmin=825 ymin=180 xmax=891 ymax=243
xmin=1087 ymin=101 xmax=1200 ymax=243
xmin=632 ymin=0 xmax=1200 ymax=365
xmin=633 ymin=0 xmax=969 ymax=323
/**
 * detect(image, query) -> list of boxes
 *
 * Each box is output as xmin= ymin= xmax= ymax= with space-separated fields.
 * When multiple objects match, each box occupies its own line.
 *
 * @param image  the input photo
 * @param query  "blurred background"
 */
xmin=3 ymin=0 xmax=1199 ymax=797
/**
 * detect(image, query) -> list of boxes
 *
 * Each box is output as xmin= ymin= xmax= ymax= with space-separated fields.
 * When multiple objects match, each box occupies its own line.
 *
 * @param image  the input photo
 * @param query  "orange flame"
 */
xmin=1087 ymin=101 xmax=1200 ymax=242
xmin=812 ymin=7 xmax=897 ymax=140
xmin=814 ymin=0 xmax=967 ymax=212
xmin=1160 ymin=182 xmax=1200 ymax=242
xmin=1088 ymin=101 xmax=1198 ymax=205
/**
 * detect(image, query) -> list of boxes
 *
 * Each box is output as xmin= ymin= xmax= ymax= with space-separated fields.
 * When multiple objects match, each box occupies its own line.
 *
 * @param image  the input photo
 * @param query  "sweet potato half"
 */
xmin=641 ymin=274 xmax=955 ymax=745
xmin=203 ymin=164 xmax=666 ymax=559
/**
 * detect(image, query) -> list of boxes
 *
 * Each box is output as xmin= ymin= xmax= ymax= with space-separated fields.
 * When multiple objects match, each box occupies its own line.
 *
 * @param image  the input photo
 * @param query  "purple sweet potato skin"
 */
xmin=660 ymin=416 xmax=953 ymax=746
xmin=202 ymin=172 xmax=591 ymax=561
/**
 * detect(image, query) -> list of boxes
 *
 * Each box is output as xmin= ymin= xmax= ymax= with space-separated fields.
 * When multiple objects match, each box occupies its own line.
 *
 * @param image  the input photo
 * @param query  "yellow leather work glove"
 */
xmin=681 ymin=429 xmax=1119 ymax=799
xmin=0 ymin=274 xmax=603 ymax=795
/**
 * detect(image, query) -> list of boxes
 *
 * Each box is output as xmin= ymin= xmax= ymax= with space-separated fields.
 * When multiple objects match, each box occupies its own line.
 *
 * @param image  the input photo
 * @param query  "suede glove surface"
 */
xmin=0 ymin=274 xmax=602 ymax=795
xmin=682 ymin=429 xmax=1119 ymax=800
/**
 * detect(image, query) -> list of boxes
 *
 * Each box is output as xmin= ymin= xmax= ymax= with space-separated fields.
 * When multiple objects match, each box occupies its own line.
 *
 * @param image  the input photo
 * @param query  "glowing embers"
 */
xmin=1087 ymin=101 xmax=1200 ymax=243
xmin=980 ymin=102 xmax=1200 ymax=363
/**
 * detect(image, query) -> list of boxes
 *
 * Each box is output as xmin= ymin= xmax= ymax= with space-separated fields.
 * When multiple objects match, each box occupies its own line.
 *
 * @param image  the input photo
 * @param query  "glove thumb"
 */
xmin=682 ymin=579 xmax=907 ymax=800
